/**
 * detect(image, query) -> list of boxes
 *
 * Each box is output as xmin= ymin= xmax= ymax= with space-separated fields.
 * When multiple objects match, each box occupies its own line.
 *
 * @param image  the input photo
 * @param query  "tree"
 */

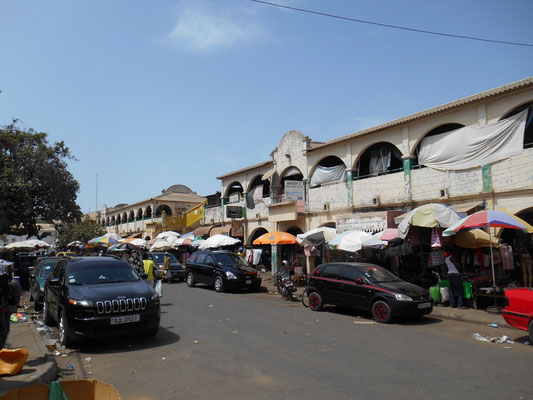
xmin=0 ymin=120 xmax=82 ymax=237
xmin=56 ymin=218 xmax=105 ymax=250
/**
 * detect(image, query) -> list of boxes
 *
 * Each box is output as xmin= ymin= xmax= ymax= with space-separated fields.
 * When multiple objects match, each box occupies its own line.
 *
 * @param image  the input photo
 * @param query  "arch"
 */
xmin=122 ymin=212 xmax=128 ymax=223
xmin=412 ymin=123 xmax=464 ymax=167
xmin=117 ymin=215 xmax=122 ymax=224
xmin=500 ymin=101 xmax=533 ymax=148
xmin=354 ymin=142 xmax=403 ymax=178
xmin=225 ymin=181 xmax=244 ymax=203
xmin=249 ymin=227 xmax=269 ymax=244
xmin=144 ymin=206 xmax=152 ymax=219
xmin=309 ymin=155 xmax=347 ymax=188
xmin=110 ymin=216 xmax=116 ymax=225
xmin=285 ymin=226 xmax=304 ymax=236
xmin=318 ymin=221 xmax=336 ymax=229
xmin=247 ymin=174 xmax=271 ymax=198
xmin=156 ymin=204 xmax=172 ymax=217
xmin=135 ymin=208 xmax=143 ymax=220
xmin=516 ymin=206 xmax=533 ymax=226
xmin=128 ymin=210 xmax=135 ymax=222
xmin=278 ymin=166 xmax=304 ymax=202
xmin=105 ymin=217 xmax=110 ymax=226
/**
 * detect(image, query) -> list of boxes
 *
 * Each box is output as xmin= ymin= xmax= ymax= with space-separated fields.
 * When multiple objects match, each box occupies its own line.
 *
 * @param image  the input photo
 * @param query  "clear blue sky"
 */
xmin=1 ymin=0 xmax=532 ymax=214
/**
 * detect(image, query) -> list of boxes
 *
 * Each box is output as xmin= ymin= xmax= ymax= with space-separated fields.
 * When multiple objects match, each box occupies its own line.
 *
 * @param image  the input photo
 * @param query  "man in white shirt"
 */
xmin=444 ymin=251 xmax=466 ymax=309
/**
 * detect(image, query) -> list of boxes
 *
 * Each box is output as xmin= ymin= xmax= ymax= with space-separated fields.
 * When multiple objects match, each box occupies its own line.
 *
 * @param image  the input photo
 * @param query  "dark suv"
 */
xmin=186 ymin=250 xmax=261 ymax=292
xmin=306 ymin=262 xmax=433 ymax=323
xmin=147 ymin=252 xmax=186 ymax=282
xmin=43 ymin=256 xmax=160 ymax=347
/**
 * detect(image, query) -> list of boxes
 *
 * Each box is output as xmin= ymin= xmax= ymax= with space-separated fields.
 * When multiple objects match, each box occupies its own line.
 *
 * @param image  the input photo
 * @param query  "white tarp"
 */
xmin=310 ymin=164 xmax=346 ymax=187
xmin=199 ymin=234 xmax=241 ymax=250
xmin=418 ymin=109 xmax=527 ymax=170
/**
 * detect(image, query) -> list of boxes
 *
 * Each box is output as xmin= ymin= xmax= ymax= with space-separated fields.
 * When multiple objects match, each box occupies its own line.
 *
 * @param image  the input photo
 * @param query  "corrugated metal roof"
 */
xmin=216 ymin=160 xmax=273 ymax=180
xmin=309 ymin=77 xmax=533 ymax=152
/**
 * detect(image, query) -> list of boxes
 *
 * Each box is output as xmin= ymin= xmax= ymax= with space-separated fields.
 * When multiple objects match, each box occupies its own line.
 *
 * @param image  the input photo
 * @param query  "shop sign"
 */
xmin=226 ymin=206 xmax=243 ymax=219
xmin=336 ymin=213 xmax=388 ymax=233
xmin=231 ymin=220 xmax=244 ymax=237
xmin=285 ymin=180 xmax=304 ymax=201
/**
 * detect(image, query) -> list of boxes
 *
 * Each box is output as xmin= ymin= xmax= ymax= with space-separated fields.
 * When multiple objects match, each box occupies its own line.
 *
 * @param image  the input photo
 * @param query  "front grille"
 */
xmin=96 ymin=297 xmax=147 ymax=314
xmin=412 ymin=295 xmax=430 ymax=301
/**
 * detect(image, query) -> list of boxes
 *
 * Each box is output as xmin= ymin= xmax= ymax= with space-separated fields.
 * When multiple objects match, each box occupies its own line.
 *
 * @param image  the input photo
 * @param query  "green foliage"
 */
xmin=56 ymin=218 xmax=105 ymax=250
xmin=0 ymin=120 xmax=82 ymax=236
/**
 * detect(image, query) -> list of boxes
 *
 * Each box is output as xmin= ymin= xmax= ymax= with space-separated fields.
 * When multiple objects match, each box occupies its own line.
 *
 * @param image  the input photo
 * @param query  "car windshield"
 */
xmin=152 ymin=253 xmax=179 ymax=263
xmin=67 ymin=263 xmax=141 ymax=285
xmin=360 ymin=266 xmax=401 ymax=283
xmin=214 ymin=253 xmax=248 ymax=266
xmin=39 ymin=260 xmax=58 ymax=278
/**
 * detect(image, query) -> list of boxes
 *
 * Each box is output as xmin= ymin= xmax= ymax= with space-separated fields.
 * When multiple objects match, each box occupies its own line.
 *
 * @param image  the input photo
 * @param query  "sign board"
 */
xmin=226 ymin=206 xmax=243 ymax=219
xmin=284 ymin=180 xmax=304 ymax=201
xmin=336 ymin=212 xmax=388 ymax=233
xmin=231 ymin=220 xmax=244 ymax=237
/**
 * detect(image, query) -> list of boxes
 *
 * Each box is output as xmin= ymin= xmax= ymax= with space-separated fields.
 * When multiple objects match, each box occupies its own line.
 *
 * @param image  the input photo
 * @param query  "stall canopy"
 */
xmin=418 ymin=109 xmax=527 ymax=170
xmin=193 ymin=225 xmax=218 ymax=237
xmin=199 ymin=234 xmax=241 ymax=250
xmin=296 ymin=227 xmax=337 ymax=248
xmin=328 ymin=230 xmax=384 ymax=252
xmin=253 ymin=231 xmax=298 ymax=245
xmin=310 ymin=165 xmax=346 ymax=187
xmin=398 ymin=203 xmax=463 ymax=239
xmin=455 ymin=229 xmax=500 ymax=249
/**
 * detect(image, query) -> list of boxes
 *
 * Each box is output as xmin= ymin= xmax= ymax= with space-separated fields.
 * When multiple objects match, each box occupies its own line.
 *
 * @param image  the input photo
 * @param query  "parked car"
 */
xmin=305 ymin=262 xmax=433 ymax=323
xmin=14 ymin=253 xmax=38 ymax=290
xmin=55 ymin=252 xmax=77 ymax=257
xmin=147 ymin=252 xmax=186 ymax=282
xmin=42 ymin=256 xmax=160 ymax=347
xmin=29 ymin=257 xmax=62 ymax=311
xmin=186 ymin=250 xmax=262 ymax=292
xmin=502 ymin=288 xmax=533 ymax=341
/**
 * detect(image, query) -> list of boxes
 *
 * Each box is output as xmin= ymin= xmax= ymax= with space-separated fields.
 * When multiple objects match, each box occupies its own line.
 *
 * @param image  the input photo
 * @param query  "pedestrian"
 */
xmin=142 ymin=252 xmax=159 ymax=296
xmin=444 ymin=251 xmax=466 ymax=309
xmin=0 ymin=249 xmax=15 ymax=349
xmin=162 ymin=252 xmax=172 ymax=283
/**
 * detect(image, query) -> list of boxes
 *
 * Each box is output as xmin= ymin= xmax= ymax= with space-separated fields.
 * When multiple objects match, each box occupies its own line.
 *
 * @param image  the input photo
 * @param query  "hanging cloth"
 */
xmin=500 ymin=245 xmax=514 ymax=270
xmin=431 ymin=228 xmax=442 ymax=248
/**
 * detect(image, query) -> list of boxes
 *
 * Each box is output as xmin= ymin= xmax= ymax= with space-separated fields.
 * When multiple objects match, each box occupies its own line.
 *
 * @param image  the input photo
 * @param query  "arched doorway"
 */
xmin=501 ymin=102 xmax=533 ymax=148
xmin=355 ymin=142 xmax=403 ymax=178
xmin=413 ymin=124 xmax=464 ymax=168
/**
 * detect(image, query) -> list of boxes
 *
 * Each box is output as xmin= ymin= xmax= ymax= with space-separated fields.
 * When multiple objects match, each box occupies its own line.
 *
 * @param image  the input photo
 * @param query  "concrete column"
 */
xmin=345 ymin=169 xmax=353 ymax=208
xmin=304 ymin=179 xmax=310 ymax=213
xmin=271 ymin=244 xmax=279 ymax=275
xmin=402 ymin=156 xmax=416 ymax=201
xmin=221 ymin=198 xmax=227 ymax=222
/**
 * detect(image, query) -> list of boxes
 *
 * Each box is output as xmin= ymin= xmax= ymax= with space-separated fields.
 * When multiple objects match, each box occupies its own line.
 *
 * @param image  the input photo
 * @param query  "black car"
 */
xmin=29 ymin=257 xmax=61 ymax=311
xmin=186 ymin=250 xmax=262 ymax=292
xmin=14 ymin=253 xmax=38 ymax=290
xmin=147 ymin=252 xmax=186 ymax=282
xmin=306 ymin=262 xmax=433 ymax=323
xmin=43 ymin=256 xmax=160 ymax=347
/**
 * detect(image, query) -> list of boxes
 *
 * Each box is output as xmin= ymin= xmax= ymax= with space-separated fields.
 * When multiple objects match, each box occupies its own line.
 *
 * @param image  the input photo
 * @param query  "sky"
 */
xmin=1 ymin=0 xmax=532 ymax=214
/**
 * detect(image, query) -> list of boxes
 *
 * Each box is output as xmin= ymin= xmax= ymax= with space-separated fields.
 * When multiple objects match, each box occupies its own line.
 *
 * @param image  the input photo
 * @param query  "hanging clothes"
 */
xmin=252 ymin=249 xmax=262 ymax=265
xmin=431 ymin=228 xmax=442 ymax=248
xmin=500 ymin=245 xmax=514 ymax=270
xmin=407 ymin=226 xmax=420 ymax=246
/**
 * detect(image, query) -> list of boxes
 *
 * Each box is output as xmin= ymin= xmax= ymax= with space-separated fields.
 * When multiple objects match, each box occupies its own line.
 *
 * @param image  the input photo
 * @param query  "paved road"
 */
xmin=53 ymin=282 xmax=533 ymax=400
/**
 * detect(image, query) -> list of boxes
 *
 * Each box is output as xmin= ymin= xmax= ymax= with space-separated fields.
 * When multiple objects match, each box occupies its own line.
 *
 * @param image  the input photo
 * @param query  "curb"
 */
xmin=26 ymin=319 xmax=59 ymax=386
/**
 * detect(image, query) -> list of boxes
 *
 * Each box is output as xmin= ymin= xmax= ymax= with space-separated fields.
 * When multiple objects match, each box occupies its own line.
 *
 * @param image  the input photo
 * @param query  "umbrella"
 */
xmin=199 ymin=234 xmax=241 ymax=250
xmin=6 ymin=240 xmax=50 ymax=251
xmin=328 ymin=230 xmax=384 ymax=252
xmin=442 ymin=210 xmax=532 ymax=288
xmin=296 ymin=227 xmax=337 ymax=248
xmin=156 ymin=231 xmax=180 ymax=240
xmin=190 ymin=239 xmax=206 ymax=248
xmin=67 ymin=240 xmax=84 ymax=247
xmin=149 ymin=239 xmax=174 ymax=251
xmin=108 ymin=242 xmax=139 ymax=252
xmin=253 ymin=231 xmax=298 ymax=245
xmin=124 ymin=238 xmax=146 ymax=247
xmin=373 ymin=228 xmax=399 ymax=241
xmin=398 ymin=203 xmax=463 ymax=239
xmin=103 ymin=233 xmax=122 ymax=241
xmin=455 ymin=229 xmax=500 ymax=249
xmin=88 ymin=236 xmax=119 ymax=246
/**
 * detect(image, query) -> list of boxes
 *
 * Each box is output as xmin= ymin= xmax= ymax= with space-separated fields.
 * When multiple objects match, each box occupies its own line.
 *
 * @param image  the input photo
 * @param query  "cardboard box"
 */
xmin=1 ymin=379 xmax=120 ymax=400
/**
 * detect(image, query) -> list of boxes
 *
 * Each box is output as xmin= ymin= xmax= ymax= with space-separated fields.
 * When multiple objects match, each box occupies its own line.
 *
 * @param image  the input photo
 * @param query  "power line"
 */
xmin=249 ymin=0 xmax=533 ymax=48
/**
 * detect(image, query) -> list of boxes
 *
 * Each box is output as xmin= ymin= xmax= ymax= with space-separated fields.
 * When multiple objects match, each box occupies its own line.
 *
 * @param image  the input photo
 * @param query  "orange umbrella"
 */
xmin=253 ymin=231 xmax=298 ymax=245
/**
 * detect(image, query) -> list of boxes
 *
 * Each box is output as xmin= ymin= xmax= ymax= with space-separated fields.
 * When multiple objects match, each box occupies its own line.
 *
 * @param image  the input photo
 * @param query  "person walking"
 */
xmin=162 ymin=252 xmax=172 ymax=283
xmin=0 ymin=249 xmax=15 ymax=349
xmin=444 ymin=251 xmax=466 ymax=309
xmin=142 ymin=252 xmax=157 ymax=292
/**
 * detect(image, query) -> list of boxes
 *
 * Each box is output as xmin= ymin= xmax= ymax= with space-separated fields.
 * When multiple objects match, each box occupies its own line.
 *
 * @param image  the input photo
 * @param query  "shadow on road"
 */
xmin=324 ymin=305 xmax=443 ymax=325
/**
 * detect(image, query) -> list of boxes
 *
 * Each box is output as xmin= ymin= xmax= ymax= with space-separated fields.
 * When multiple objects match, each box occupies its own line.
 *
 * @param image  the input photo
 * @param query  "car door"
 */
xmin=46 ymin=260 xmax=67 ymax=320
xmin=315 ymin=264 xmax=341 ymax=304
xmin=193 ymin=253 xmax=210 ymax=284
xmin=203 ymin=254 xmax=218 ymax=284
xmin=337 ymin=265 xmax=371 ymax=310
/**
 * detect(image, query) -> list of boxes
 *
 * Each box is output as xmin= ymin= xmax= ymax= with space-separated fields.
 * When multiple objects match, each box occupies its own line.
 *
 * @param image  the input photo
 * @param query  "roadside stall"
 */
xmin=252 ymin=231 xmax=301 ymax=275
xmin=296 ymin=227 xmax=336 ymax=277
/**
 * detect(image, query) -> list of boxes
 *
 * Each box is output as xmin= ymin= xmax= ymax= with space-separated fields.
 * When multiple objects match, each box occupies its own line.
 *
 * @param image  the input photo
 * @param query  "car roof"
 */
xmin=65 ymin=256 xmax=128 ymax=269
xmin=319 ymin=262 xmax=380 ymax=269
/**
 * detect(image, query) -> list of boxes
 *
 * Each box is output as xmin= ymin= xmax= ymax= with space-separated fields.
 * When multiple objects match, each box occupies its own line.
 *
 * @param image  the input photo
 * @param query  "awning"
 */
xmin=210 ymin=225 xmax=231 ymax=237
xmin=451 ymin=201 xmax=485 ymax=214
xmin=193 ymin=225 xmax=218 ymax=237
xmin=262 ymin=168 xmax=276 ymax=181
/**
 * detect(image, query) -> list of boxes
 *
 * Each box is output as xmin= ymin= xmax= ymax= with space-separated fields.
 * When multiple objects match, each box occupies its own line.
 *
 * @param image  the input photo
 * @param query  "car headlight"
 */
xmin=394 ymin=293 xmax=413 ymax=301
xmin=68 ymin=299 xmax=92 ymax=307
xmin=150 ymin=292 xmax=159 ymax=301
xmin=226 ymin=271 xmax=238 ymax=280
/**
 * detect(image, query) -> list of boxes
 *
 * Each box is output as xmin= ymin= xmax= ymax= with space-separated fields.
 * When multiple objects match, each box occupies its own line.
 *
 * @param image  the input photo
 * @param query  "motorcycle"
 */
xmin=274 ymin=263 xmax=297 ymax=301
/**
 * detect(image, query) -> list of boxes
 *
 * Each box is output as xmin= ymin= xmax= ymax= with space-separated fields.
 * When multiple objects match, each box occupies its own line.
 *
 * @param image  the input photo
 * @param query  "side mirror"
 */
xmin=49 ymin=278 xmax=61 ymax=286
xmin=355 ymin=278 xmax=364 ymax=285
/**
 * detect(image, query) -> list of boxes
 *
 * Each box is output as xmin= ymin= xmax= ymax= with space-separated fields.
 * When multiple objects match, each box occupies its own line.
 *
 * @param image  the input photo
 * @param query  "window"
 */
xmin=189 ymin=253 xmax=198 ymax=263
xmin=196 ymin=254 xmax=207 ymax=264
xmin=340 ymin=266 xmax=362 ymax=282
xmin=321 ymin=265 xmax=340 ymax=279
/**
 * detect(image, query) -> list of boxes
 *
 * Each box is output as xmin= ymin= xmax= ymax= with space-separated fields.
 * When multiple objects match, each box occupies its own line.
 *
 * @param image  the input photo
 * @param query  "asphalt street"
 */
xmin=52 ymin=282 xmax=533 ymax=400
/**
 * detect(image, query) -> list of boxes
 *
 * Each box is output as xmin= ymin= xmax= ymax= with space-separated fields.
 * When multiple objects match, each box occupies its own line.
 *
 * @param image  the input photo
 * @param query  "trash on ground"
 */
xmin=66 ymin=363 xmax=74 ymax=371
xmin=472 ymin=333 xmax=514 ymax=344
xmin=0 ymin=348 xmax=29 ymax=376
xmin=194 ymin=340 xmax=199 ymax=344
xmin=84 ymin=357 xmax=92 ymax=362
xmin=487 ymin=323 xmax=499 ymax=328
xmin=2 ymin=379 xmax=120 ymax=399
xmin=354 ymin=320 xmax=377 ymax=325
xmin=10 ymin=313 xmax=27 ymax=323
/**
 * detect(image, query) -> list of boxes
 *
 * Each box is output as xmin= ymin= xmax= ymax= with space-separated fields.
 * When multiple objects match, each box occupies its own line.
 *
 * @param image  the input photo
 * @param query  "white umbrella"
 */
xmin=199 ymin=234 xmax=241 ymax=250
xmin=6 ymin=240 xmax=50 ymax=250
xmin=103 ymin=233 xmax=123 ymax=241
xmin=328 ymin=231 xmax=384 ymax=252
xmin=149 ymin=239 xmax=173 ymax=251
xmin=67 ymin=240 xmax=84 ymax=247
xmin=156 ymin=231 xmax=180 ymax=241
xmin=190 ymin=239 xmax=206 ymax=248
xmin=128 ymin=238 xmax=146 ymax=247
xmin=296 ymin=227 xmax=337 ymax=248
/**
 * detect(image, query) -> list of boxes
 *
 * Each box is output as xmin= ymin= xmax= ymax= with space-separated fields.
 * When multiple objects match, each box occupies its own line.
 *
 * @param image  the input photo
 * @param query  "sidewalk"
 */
xmin=0 ymin=311 xmax=58 ymax=394
xmin=262 ymin=277 xmax=507 ymax=327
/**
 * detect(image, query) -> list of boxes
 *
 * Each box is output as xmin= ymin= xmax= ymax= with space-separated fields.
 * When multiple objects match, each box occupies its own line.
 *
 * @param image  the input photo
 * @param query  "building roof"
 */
xmin=216 ymin=160 xmax=273 ymax=180
xmin=309 ymin=76 xmax=533 ymax=152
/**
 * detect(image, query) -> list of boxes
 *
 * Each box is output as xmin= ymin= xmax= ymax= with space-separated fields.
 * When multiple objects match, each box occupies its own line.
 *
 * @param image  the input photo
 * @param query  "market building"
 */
xmin=201 ymin=77 xmax=533 ymax=282
xmin=96 ymin=184 xmax=206 ymax=240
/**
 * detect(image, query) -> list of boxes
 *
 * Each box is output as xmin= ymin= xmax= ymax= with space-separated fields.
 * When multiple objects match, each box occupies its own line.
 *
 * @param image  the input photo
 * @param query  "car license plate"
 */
xmin=246 ymin=280 xmax=251 ymax=284
xmin=111 ymin=314 xmax=140 ymax=325
xmin=418 ymin=302 xmax=431 ymax=309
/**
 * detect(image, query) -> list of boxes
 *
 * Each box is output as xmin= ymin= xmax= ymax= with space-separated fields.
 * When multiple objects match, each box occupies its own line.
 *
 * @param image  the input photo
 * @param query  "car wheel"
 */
xmin=186 ymin=272 xmax=195 ymax=287
xmin=58 ymin=311 xmax=73 ymax=348
xmin=142 ymin=326 xmax=159 ymax=338
xmin=42 ymin=297 xmax=54 ymax=326
xmin=529 ymin=320 xmax=533 ymax=343
xmin=372 ymin=300 xmax=392 ymax=323
xmin=34 ymin=293 xmax=43 ymax=311
xmin=214 ymin=276 xmax=224 ymax=293
xmin=308 ymin=291 xmax=323 ymax=311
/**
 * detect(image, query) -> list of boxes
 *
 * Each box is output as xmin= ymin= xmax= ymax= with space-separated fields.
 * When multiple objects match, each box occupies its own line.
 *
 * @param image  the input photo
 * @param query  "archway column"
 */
xmin=402 ymin=155 xmax=416 ymax=201
xmin=345 ymin=169 xmax=354 ymax=208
